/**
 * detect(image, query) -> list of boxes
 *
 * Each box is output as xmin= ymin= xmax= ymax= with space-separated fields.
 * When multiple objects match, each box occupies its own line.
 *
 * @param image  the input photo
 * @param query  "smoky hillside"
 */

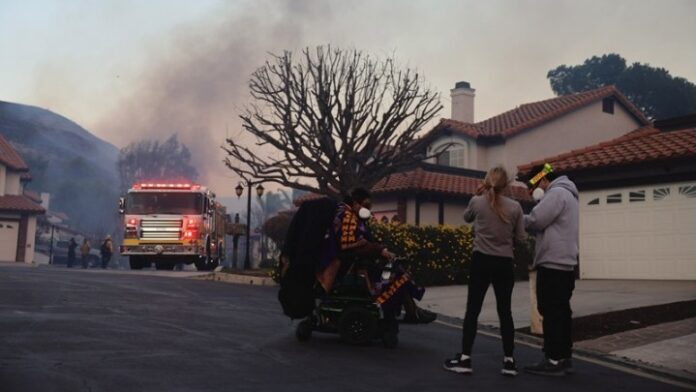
xmin=0 ymin=100 xmax=120 ymax=234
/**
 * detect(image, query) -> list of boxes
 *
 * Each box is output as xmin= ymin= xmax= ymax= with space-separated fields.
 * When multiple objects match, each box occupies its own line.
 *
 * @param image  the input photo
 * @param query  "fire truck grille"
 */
xmin=140 ymin=219 xmax=182 ymax=240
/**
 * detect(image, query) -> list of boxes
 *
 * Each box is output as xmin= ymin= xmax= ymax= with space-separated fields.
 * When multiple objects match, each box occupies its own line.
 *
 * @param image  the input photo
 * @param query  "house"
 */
xmin=518 ymin=114 xmax=696 ymax=280
xmin=0 ymin=135 xmax=45 ymax=263
xmin=370 ymin=83 xmax=650 ymax=225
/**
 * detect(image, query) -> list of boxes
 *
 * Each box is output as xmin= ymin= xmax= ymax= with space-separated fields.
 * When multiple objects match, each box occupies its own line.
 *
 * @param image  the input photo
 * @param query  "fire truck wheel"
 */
xmin=194 ymin=258 xmax=209 ymax=271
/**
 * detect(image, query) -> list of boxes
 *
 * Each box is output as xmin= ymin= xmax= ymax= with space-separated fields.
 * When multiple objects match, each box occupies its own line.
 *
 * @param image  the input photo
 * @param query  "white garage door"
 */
xmin=579 ymin=181 xmax=696 ymax=280
xmin=0 ymin=220 xmax=19 ymax=262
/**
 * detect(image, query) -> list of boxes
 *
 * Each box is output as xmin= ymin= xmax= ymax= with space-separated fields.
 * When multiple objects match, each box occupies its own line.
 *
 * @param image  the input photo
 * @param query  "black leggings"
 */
xmin=461 ymin=251 xmax=515 ymax=357
xmin=536 ymin=266 xmax=575 ymax=360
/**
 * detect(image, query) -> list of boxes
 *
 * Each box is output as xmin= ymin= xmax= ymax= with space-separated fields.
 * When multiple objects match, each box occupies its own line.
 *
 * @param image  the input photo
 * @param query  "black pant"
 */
xmin=461 ymin=251 xmax=515 ymax=357
xmin=536 ymin=266 xmax=575 ymax=360
xmin=101 ymin=254 xmax=111 ymax=269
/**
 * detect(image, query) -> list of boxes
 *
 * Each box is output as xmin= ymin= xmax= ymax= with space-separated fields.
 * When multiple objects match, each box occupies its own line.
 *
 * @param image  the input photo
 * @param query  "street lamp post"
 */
xmin=235 ymin=181 xmax=264 ymax=269
xmin=232 ymin=213 xmax=240 ymax=269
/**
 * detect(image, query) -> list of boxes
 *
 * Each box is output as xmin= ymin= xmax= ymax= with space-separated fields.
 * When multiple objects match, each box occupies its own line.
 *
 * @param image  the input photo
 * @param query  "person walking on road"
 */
xmin=80 ymin=238 xmax=91 ymax=269
xmin=522 ymin=163 xmax=579 ymax=376
xmin=100 ymin=235 xmax=113 ymax=269
xmin=444 ymin=166 xmax=526 ymax=377
xmin=67 ymin=238 xmax=77 ymax=268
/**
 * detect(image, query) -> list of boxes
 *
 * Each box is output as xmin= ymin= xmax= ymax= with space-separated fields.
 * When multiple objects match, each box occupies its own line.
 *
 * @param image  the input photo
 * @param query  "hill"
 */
xmin=0 ymin=101 xmax=120 ymax=234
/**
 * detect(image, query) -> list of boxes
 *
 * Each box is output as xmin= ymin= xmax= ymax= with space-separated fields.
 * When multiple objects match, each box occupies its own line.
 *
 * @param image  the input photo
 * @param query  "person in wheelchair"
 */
xmin=318 ymin=188 xmax=436 ymax=324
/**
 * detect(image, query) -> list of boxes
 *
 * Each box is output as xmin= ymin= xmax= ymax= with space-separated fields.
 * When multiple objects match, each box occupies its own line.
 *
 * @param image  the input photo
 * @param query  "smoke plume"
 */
xmin=95 ymin=0 xmax=332 ymax=194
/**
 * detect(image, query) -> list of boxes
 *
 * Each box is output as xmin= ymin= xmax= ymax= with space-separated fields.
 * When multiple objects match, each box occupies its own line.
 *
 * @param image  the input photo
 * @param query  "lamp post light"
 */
xmin=235 ymin=181 xmax=264 ymax=269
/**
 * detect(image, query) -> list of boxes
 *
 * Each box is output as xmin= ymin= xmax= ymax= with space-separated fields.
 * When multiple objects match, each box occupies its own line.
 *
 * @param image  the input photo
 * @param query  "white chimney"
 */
xmin=450 ymin=81 xmax=475 ymax=123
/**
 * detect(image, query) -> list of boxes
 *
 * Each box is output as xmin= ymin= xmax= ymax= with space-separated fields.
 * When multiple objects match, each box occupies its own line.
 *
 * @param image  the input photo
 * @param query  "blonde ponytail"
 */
xmin=483 ymin=166 xmax=510 ymax=224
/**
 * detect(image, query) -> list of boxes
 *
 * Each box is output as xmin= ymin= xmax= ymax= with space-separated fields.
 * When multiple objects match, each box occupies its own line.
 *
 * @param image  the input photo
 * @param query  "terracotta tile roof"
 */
xmin=0 ymin=134 xmax=29 ymax=171
xmin=376 ymin=168 xmax=530 ymax=201
xmin=431 ymin=118 xmax=480 ymax=139
xmin=518 ymin=126 xmax=696 ymax=174
xmin=475 ymin=85 xmax=650 ymax=138
xmin=0 ymin=195 xmax=45 ymax=214
xmin=294 ymin=169 xmax=531 ymax=204
xmin=24 ymin=190 xmax=42 ymax=204
xmin=430 ymin=86 xmax=650 ymax=141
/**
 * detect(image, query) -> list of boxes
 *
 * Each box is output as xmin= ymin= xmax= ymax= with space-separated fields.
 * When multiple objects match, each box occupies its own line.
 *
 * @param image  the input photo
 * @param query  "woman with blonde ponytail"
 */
xmin=444 ymin=166 xmax=526 ymax=377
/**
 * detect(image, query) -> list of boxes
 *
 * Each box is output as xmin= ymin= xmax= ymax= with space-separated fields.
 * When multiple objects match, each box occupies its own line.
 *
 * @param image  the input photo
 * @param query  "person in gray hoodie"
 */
xmin=522 ymin=163 xmax=579 ymax=376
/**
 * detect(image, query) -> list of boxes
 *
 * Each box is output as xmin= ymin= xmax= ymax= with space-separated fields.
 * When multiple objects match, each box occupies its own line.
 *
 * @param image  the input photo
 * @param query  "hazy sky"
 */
xmin=2 ymin=0 xmax=695 ymax=195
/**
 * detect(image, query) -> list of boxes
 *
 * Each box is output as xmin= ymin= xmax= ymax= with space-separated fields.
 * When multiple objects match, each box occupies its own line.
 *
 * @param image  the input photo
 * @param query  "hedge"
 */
xmin=269 ymin=220 xmax=534 ymax=286
xmin=371 ymin=223 xmax=534 ymax=286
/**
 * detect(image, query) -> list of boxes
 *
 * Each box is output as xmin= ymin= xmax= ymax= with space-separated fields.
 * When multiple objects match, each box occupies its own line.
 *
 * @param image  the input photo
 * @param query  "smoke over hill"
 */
xmin=0 ymin=100 xmax=120 ymax=234
xmin=94 ymin=0 xmax=331 ymax=193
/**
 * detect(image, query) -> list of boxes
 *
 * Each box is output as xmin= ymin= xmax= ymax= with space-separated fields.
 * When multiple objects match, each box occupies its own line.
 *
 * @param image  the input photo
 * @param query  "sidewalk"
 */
xmin=422 ymin=279 xmax=696 ymax=384
xmin=420 ymin=279 xmax=696 ymax=328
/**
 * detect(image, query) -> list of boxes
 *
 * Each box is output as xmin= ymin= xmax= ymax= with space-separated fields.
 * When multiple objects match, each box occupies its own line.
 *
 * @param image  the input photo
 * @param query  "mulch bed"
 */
xmin=518 ymin=299 xmax=696 ymax=341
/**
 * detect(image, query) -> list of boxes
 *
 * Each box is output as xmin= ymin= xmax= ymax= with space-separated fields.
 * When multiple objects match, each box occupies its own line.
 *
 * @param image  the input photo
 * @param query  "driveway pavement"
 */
xmin=419 ymin=279 xmax=696 ymax=328
xmin=1 ymin=265 xmax=691 ymax=391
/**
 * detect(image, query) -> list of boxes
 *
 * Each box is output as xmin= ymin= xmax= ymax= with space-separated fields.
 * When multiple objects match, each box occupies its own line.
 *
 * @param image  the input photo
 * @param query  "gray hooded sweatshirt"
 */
xmin=524 ymin=175 xmax=579 ymax=271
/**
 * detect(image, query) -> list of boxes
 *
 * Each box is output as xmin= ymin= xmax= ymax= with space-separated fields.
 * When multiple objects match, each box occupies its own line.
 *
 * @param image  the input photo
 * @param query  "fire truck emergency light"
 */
xmin=134 ymin=183 xmax=200 ymax=190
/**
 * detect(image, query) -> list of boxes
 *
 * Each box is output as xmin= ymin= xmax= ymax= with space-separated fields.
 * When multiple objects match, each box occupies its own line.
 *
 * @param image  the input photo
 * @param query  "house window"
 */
xmin=436 ymin=150 xmax=450 ymax=166
xmin=436 ymin=143 xmax=467 ymax=168
xmin=653 ymin=187 xmax=671 ymax=201
xmin=602 ymin=97 xmax=615 ymax=114
xmin=606 ymin=193 xmax=622 ymax=204
xmin=629 ymin=190 xmax=645 ymax=202
xmin=587 ymin=198 xmax=600 ymax=205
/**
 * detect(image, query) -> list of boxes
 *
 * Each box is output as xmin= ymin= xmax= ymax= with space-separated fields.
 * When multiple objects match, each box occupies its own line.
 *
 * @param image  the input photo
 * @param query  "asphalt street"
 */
xmin=0 ymin=266 xmax=688 ymax=392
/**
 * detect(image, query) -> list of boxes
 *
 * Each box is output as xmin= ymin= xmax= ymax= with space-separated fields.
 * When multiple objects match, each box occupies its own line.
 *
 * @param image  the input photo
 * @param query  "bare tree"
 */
xmin=223 ymin=46 xmax=443 ymax=199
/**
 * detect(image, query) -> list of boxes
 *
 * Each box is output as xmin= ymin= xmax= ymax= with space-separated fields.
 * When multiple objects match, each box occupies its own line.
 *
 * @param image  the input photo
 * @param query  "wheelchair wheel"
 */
xmin=296 ymin=319 xmax=313 ymax=342
xmin=338 ymin=307 xmax=377 ymax=345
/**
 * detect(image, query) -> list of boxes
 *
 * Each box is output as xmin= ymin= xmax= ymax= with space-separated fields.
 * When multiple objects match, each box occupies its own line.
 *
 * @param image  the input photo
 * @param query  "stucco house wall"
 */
xmin=0 ymin=165 xmax=6 ymax=196
xmin=444 ymin=201 xmax=468 ymax=226
xmin=4 ymin=172 xmax=22 ymax=196
xmin=483 ymin=100 xmax=642 ymax=176
xmin=419 ymin=202 xmax=439 ymax=226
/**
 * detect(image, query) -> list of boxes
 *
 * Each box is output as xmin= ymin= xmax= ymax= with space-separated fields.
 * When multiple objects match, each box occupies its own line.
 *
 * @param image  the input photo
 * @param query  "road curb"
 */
xmin=194 ymin=272 xmax=277 ymax=286
xmin=434 ymin=313 xmax=696 ymax=389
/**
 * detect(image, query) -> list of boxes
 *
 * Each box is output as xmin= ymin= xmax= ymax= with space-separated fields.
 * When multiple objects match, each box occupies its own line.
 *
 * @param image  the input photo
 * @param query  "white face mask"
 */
xmin=532 ymin=187 xmax=545 ymax=202
xmin=358 ymin=207 xmax=372 ymax=220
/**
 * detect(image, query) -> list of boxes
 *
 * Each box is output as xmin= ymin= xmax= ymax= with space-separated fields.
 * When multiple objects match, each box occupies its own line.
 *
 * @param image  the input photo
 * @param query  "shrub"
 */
xmin=269 ymin=220 xmax=534 ymax=287
xmin=371 ymin=223 xmax=534 ymax=286
xmin=370 ymin=223 xmax=473 ymax=286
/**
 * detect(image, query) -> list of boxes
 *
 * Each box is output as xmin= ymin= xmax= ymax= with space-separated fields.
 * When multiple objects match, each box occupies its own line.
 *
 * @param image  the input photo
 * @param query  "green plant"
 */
xmin=371 ymin=223 xmax=534 ymax=286
xmin=370 ymin=223 xmax=473 ymax=286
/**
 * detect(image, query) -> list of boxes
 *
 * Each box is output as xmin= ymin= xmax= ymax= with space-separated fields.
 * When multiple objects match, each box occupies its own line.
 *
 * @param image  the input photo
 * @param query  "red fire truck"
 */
xmin=118 ymin=182 xmax=226 ymax=270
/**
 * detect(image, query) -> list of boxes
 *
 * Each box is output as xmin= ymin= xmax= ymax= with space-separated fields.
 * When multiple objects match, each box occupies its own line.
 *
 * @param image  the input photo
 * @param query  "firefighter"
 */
xmin=100 ymin=235 xmax=113 ymax=269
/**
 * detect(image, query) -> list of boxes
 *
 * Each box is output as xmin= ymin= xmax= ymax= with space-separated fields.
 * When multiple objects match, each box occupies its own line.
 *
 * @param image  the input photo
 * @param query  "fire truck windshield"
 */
xmin=126 ymin=192 xmax=203 ymax=215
